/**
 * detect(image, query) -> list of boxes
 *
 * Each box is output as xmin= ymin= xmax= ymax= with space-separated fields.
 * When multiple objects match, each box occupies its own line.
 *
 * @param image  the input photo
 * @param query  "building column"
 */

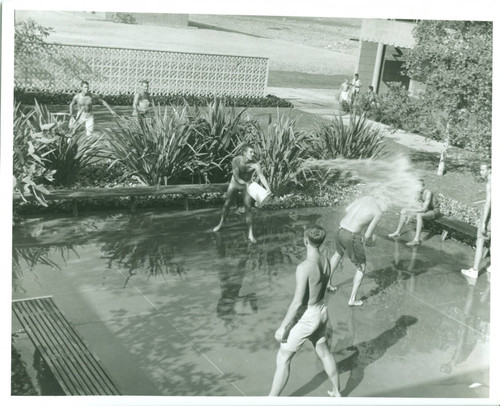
xmin=372 ymin=42 xmax=385 ymax=93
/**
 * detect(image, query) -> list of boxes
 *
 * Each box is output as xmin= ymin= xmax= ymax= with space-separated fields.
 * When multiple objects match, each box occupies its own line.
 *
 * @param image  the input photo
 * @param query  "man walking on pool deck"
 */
xmin=328 ymin=195 xmax=388 ymax=306
xmin=269 ymin=225 xmax=341 ymax=397
xmin=213 ymin=144 xmax=271 ymax=243
xmin=69 ymin=81 xmax=111 ymax=136
xmin=461 ymin=162 xmax=491 ymax=279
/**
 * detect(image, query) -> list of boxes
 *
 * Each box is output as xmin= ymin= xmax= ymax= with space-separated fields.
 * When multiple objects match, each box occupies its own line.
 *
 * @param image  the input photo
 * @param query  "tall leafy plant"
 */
xmin=105 ymin=104 xmax=203 ymax=186
xmin=318 ymin=111 xmax=385 ymax=160
xmin=30 ymin=100 xmax=103 ymax=187
xmin=13 ymin=103 xmax=56 ymax=206
xmin=193 ymin=99 xmax=250 ymax=183
xmin=244 ymin=109 xmax=314 ymax=193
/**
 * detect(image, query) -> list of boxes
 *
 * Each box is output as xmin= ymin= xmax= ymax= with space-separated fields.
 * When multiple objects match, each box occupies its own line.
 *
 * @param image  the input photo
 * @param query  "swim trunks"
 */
xmin=78 ymin=112 xmax=94 ymax=136
xmin=336 ymin=227 xmax=366 ymax=267
xmin=281 ymin=302 xmax=328 ymax=352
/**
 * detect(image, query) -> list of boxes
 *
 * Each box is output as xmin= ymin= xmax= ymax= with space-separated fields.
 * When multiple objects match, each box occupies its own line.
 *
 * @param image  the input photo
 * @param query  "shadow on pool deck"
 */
xmin=11 ymin=207 xmax=490 ymax=397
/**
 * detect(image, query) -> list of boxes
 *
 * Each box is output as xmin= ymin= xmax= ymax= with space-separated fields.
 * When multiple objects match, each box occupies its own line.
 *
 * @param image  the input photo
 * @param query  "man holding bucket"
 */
xmin=213 ymin=144 xmax=271 ymax=243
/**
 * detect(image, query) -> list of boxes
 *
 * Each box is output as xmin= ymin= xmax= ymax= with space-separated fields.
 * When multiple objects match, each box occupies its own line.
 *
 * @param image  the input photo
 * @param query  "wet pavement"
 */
xmin=11 ymin=206 xmax=490 ymax=398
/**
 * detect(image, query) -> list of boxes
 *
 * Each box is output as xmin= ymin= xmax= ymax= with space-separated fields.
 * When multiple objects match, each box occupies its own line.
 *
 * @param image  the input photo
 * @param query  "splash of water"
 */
xmin=301 ymin=154 xmax=422 ymax=210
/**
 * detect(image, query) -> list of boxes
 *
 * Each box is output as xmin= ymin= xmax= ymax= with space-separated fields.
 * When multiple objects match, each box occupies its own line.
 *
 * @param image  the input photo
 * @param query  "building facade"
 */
xmin=356 ymin=19 xmax=424 ymax=95
xmin=104 ymin=12 xmax=189 ymax=27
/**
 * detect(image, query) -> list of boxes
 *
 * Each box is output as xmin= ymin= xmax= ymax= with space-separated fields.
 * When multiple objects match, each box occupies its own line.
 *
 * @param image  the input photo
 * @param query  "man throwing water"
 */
xmin=269 ymin=225 xmax=341 ymax=397
xmin=328 ymin=195 xmax=388 ymax=306
xmin=213 ymin=144 xmax=271 ymax=243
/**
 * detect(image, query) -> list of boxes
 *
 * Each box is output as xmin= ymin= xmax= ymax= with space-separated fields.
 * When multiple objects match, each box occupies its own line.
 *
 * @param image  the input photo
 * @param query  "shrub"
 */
xmin=13 ymin=88 xmax=293 ymax=108
xmin=192 ymin=99 xmax=250 ymax=183
xmin=29 ymin=101 xmax=105 ymax=187
xmin=243 ymin=109 xmax=315 ymax=194
xmin=369 ymin=82 xmax=434 ymax=134
xmin=112 ymin=13 xmax=136 ymax=24
xmin=104 ymin=104 xmax=204 ymax=186
xmin=13 ymin=102 xmax=56 ymax=206
xmin=317 ymin=111 xmax=385 ymax=160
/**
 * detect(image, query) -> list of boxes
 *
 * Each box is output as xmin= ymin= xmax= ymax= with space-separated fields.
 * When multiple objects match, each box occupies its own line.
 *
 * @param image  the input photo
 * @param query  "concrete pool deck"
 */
xmin=11 ymin=206 xmax=491 ymax=399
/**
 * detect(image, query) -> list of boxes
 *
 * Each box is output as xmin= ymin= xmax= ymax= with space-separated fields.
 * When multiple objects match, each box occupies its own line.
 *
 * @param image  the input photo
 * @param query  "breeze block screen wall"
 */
xmin=15 ymin=43 xmax=270 ymax=98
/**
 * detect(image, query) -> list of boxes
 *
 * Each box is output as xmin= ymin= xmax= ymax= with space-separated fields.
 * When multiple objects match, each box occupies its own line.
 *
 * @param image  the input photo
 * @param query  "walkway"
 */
xmin=267 ymin=86 xmax=448 ymax=154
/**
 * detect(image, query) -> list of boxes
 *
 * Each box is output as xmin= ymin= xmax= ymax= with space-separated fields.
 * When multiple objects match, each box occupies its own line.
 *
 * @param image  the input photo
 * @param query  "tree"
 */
xmin=404 ymin=20 xmax=492 ymax=169
xmin=15 ymin=18 xmax=101 ymax=90
xmin=15 ymin=18 xmax=54 ymax=55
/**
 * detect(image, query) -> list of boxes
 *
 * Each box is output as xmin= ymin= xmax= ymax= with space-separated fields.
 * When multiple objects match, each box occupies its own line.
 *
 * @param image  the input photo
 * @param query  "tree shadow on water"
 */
xmin=289 ymin=315 xmax=418 ymax=397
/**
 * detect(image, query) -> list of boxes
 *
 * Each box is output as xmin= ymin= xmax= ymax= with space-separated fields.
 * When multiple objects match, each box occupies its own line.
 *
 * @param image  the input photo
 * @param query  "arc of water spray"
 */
xmin=300 ymin=154 xmax=423 ymax=210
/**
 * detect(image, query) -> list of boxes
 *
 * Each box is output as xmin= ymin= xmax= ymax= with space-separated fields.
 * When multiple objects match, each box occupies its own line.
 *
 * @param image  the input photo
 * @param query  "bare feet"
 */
xmin=328 ymin=389 xmax=341 ymax=397
xmin=213 ymin=223 xmax=223 ymax=232
xmin=327 ymin=284 xmax=338 ymax=293
xmin=388 ymin=231 xmax=400 ymax=238
xmin=406 ymin=240 xmax=420 ymax=246
xmin=348 ymin=299 xmax=363 ymax=306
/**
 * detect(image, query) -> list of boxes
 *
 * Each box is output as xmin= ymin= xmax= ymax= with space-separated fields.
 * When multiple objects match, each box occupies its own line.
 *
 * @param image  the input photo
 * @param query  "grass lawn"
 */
xmin=381 ymin=135 xmax=486 ymax=206
xmin=267 ymin=71 xmax=344 ymax=89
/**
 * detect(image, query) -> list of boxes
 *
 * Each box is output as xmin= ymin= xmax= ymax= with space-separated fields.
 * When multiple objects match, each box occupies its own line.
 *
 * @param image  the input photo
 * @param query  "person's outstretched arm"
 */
xmin=417 ymin=190 xmax=432 ymax=213
xmin=364 ymin=212 xmax=382 ymax=242
xmin=69 ymin=95 xmax=77 ymax=117
xmin=253 ymin=163 xmax=271 ymax=192
xmin=132 ymin=92 xmax=140 ymax=112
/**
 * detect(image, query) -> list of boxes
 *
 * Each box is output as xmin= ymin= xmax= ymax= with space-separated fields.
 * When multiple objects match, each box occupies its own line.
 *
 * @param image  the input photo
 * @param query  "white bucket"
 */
xmin=247 ymin=182 xmax=271 ymax=207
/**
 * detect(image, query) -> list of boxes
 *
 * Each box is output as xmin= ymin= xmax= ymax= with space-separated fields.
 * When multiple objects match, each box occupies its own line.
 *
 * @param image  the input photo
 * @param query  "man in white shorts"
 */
xmin=69 ymin=81 xmax=111 ymax=136
xmin=132 ymin=79 xmax=153 ymax=118
xmin=269 ymin=225 xmax=341 ymax=397
xmin=461 ymin=162 xmax=491 ymax=278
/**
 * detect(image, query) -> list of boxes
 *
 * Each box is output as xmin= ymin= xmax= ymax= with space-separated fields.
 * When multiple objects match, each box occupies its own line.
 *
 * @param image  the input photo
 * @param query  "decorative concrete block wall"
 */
xmin=15 ymin=43 xmax=269 ymax=98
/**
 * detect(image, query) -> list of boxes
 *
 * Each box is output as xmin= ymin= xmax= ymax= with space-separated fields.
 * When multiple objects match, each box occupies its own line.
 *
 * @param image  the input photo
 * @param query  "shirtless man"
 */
xmin=213 ymin=144 xmax=271 ymax=243
xmin=269 ymin=225 xmax=341 ymax=397
xmin=339 ymin=78 xmax=350 ymax=103
xmin=132 ymin=79 xmax=153 ymax=118
xmin=328 ymin=195 xmax=388 ymax=306
xmin=461 ymin=163 xmax=491 ymax=279
xmin=350 ymin=73 xmax=361 ymax=102
xmin=388 ymin=179 xmax=440 ymax=246
xmin=69 ymin=81 xmax=111 ymax=136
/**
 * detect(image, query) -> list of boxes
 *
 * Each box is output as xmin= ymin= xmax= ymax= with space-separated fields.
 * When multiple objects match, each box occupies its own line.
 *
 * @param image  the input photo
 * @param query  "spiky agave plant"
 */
xmin=104 ymin=103 xmax=204 ymax=186
xmin=245 ymin=108 xmax=314 ymax=194
xmin=193 ymin=98 xmax=249 ymax=183
xmin=318 ymin=111 xmax=386 ymax=160
xmin=30 ymin=100 xmax=105 ymax=187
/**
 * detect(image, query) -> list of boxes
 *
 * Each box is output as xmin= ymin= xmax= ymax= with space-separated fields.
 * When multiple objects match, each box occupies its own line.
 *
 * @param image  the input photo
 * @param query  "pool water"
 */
xmin=11 ymin=206 xmax=490 ymax=397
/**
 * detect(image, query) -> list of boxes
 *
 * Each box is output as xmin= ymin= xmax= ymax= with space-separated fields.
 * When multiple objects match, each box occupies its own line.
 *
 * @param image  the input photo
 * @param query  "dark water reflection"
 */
xmin=11 ymin=207 xmax=491 ymax=397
